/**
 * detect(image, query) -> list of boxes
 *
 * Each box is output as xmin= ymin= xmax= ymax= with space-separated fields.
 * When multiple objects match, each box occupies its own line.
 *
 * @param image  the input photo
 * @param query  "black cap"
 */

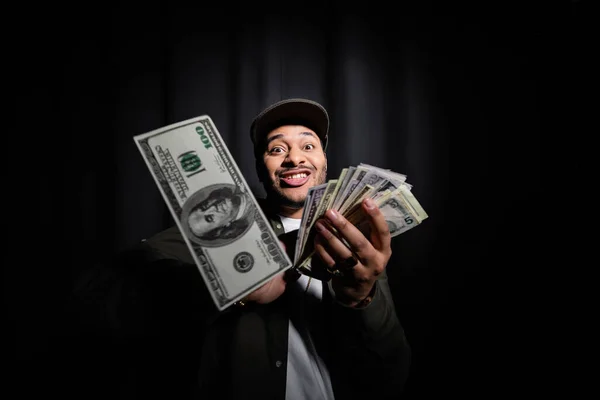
xmin=250 ymin=98 xmax=329 ymax=156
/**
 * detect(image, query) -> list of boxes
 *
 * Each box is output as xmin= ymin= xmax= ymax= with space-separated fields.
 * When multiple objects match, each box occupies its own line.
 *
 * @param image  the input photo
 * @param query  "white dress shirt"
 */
xmin=279 ymin=215 xmax=335 ymax=400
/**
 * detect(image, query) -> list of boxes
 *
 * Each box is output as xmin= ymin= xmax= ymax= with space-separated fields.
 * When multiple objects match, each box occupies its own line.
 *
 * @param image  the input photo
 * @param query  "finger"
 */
xmin=313 ymin=236 xmax=352 ymax=279
xmin=313 ymin=236 xmax=336 ymax=269
xmin=321 ymin=209 xmax=377 ymax=261
xmin=361 ymin=198 xmax=392 ymax=253
xmin=314 ymin=221 xmax=356 ymax=262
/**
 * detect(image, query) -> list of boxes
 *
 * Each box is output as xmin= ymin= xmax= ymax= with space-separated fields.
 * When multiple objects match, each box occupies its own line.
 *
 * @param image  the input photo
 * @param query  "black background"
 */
xmin=7 ymin=0 xmax=585 ymax=398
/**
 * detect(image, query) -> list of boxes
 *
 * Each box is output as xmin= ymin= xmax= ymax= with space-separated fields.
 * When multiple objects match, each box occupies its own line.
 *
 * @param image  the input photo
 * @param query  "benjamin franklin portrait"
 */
xmin=180 ymin=183 xmax=255 ymax=246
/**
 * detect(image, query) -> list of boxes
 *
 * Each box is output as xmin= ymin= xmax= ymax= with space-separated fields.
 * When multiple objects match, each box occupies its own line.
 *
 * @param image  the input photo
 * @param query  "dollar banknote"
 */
xmin=133 ymin=116 xmax=292 ymax=311
xmin=295 ymin=163 xmax=428 ymax=274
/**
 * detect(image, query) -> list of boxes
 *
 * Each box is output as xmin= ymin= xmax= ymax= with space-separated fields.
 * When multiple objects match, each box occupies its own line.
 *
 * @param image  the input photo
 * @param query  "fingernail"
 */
xmin=326 ymin=209 xmax=338 ymax=221
xmin=364 ymin=198 xmax=376 ymax=209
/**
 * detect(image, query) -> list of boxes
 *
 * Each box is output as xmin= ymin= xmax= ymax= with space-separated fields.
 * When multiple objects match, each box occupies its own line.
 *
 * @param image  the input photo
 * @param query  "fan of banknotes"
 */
xmin=293 ymin=163 xmax=428 ymax=274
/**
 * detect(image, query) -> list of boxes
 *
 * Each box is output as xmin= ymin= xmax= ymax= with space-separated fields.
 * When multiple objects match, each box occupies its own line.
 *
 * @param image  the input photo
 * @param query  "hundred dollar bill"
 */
xmin=133 ymin=115 xmax=292 ymax=311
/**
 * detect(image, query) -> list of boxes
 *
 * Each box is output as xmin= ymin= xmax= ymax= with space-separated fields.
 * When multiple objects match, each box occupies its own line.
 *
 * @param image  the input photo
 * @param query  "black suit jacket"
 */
xmin=64 ymin=201 xmax=411 ymax=400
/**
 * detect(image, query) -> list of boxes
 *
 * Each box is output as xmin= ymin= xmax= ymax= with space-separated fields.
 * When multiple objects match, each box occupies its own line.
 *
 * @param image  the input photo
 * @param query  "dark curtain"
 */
xmin=8 ymin=0 xmax=581 ymax=398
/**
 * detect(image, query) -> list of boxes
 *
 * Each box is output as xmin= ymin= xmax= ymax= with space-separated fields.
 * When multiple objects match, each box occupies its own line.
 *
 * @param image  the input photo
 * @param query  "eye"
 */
xmin=268 ymin=146 xmax=285 ymax=154
xmin=304 ymin=143 xmax=315 ymax=150
xmin=205 ymin=214 xmax=214 ymax=223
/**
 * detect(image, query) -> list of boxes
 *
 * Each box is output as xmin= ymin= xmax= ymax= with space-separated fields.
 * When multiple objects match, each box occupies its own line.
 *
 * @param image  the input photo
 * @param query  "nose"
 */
xmin=283 ymin=146 xmax=306 ymax=166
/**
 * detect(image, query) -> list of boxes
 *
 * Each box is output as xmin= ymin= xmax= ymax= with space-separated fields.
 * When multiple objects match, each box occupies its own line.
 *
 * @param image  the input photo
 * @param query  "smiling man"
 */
xmin=251 ymin=99 xmax=329 ymax=218
xmin=70 ymin=98 xmax=411 ymax=400
xmin=259 ymin=124 xmax=327 ymax=216
xmin=235 ymin=99 xmax=411 ymax=400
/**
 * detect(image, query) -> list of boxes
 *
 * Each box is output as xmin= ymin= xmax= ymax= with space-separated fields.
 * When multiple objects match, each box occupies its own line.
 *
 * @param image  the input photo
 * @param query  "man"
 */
xmin=68 ymin=98 xmax=411 ymax=400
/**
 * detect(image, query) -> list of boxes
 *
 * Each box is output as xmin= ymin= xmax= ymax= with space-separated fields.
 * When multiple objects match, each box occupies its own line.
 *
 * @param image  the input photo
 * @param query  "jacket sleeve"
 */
xmin=61 ymin=241 xmax=222 ymax=399
xmin=324 ymin=269 xmax=411 ymax=400
xmin=72 ymin=242 xmax=221 ymax=334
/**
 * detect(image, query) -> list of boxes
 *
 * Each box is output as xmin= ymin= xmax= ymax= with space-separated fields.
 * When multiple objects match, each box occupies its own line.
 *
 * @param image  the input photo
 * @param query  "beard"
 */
xmin=263 ymin=164 xmax=328 ymax=210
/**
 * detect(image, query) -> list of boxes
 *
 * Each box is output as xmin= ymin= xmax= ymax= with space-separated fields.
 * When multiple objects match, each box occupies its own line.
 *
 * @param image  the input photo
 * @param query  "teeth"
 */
xmin=286 ymin=173 xmax=307 ymax=179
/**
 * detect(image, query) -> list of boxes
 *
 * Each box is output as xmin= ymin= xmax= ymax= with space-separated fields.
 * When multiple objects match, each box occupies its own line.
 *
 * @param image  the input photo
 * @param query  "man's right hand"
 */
xmin=242 ymin=239 xmax=291 ymax=304
xmin=244 ymin=271 xmax=287 ymax=304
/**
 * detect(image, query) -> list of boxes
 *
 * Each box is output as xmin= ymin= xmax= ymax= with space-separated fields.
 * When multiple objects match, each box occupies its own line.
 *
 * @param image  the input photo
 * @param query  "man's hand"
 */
xmin=312 ymin=198 xmax=392 ymax=307
xmin=242 ymin=239 xmax=291 ymax=305
xmin=244 ymin=271 xmax=287 ymax=304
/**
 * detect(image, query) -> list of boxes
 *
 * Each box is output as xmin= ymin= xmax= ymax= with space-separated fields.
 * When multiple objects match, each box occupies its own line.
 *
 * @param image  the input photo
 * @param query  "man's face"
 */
xmin=260 ymin=125 xmax=327 ymax=211
xmin=188 ymin=197 xmax=235 ymax=237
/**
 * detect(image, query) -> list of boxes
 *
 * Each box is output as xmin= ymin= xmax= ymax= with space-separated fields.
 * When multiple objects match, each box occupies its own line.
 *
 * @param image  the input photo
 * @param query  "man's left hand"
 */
xmin=312 ymin=197 xmax=392 ymax=307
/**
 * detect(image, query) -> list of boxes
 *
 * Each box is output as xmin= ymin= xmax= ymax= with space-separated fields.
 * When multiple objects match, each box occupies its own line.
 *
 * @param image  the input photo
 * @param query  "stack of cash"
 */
xmin=293 ymin=163 xmax=428 ymax=274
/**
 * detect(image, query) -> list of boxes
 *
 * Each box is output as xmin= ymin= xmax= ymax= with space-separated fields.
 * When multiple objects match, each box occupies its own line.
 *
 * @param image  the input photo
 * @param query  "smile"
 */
xmin=279 ymin=169 xmax=312 ymax=187
xmin=287 ymin=173 xmax=307 ymax=179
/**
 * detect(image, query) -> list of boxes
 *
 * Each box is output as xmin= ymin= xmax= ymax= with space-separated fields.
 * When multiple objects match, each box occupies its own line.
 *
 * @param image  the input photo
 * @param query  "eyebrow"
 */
xmin=265 ymin=131 xmax=318 ymax=147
